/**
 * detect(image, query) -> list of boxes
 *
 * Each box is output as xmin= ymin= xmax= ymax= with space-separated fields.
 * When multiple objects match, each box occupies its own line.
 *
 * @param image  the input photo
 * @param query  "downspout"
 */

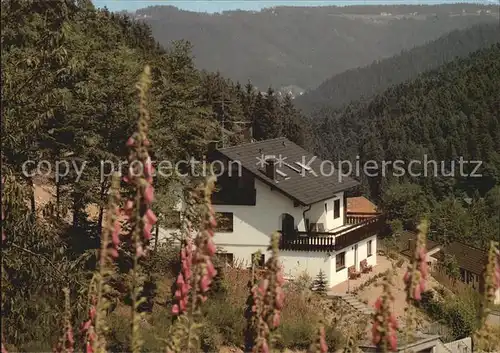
xmin=303 ymin=204 xmax=311 ymax=231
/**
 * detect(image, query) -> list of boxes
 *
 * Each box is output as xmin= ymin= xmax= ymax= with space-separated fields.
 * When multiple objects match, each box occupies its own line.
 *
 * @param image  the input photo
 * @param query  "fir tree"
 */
xmin=312 ymin=270 xmax=328 ymax=296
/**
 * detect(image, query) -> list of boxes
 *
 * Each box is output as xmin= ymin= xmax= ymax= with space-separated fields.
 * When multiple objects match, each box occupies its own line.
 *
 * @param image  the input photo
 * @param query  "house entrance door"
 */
xmin=281 ymin=213 xmax=295 ymax=237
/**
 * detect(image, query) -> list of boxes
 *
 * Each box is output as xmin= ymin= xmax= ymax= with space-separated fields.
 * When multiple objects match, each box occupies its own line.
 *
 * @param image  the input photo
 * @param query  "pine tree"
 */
xmin=312 ymin=270 xmax=328 ymax=296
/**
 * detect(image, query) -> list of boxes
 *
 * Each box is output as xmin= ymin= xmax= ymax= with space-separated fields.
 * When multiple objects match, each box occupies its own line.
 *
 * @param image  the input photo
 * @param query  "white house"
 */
xmin=202 ymin=137 xmax=386 ymax=288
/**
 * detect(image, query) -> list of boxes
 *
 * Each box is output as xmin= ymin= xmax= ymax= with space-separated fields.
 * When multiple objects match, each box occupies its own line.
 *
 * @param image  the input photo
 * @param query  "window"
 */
xmin=252 ymin=252 xmax=265 ymax=268
xmin=367 ymin=240 xmax=373 ymax=257
xmin=305 ymin=218 xmax=310 ymax=231
xmin=333 ymin=199 xmax=340 ymax=219
xmin=336 ymin=252 xmax=345 ymax=271
xmin=216 ymin=212 xmax=233 ymax=232
xmin=467 ymin=272 xmax=474 ymax=285
xmin=324 ymin=203 xmax=327 ymax=212
xmin=216 ymin=253 xmax=234 ymax=266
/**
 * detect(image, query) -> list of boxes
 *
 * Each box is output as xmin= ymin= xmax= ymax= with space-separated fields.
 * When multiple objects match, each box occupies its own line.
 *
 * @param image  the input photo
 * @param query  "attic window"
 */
xmin=295 ymin=161 xmax=311 ymax=171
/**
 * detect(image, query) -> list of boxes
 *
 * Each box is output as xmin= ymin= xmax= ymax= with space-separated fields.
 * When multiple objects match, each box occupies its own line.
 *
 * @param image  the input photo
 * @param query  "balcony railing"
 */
xmin=346 ymin=212 xmax=381 ymax=225
xmin=211 ymin=187 xmax=257 ymax=206
xmin=279 ymin=214 xmax=386 ymax=252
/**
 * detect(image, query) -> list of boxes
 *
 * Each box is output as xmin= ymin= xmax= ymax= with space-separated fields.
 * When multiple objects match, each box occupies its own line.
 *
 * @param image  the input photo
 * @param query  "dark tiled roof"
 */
xmin=436 ymin=242 xmax=489 ymax=275
xmin=398 ymin=230 xmax=489 ymax=275
xmin=215 ymin=137 xmax=359 ymax=205
xmin=398 ymin=230 xmax=441 ymax=258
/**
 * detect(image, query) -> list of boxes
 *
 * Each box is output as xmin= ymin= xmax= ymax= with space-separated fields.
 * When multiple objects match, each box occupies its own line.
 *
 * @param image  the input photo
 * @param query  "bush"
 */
xmin=277 ymin=318 xmax=317 ymax=350
xmin=199 ymin=318 xmax=225 ymax=353
xmin=312 ymin=270 xmax=328 ymax=296
xmin=324 ymin=324 xmax=346 ymax=351
xmin=418 ymin=288 xmax=481 ymax=340
xmin=203 ymin=297 xmax=246 ymax=346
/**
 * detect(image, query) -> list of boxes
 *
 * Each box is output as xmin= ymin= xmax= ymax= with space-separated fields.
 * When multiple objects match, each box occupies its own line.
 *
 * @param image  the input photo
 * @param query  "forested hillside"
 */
xmin=295 ymin=23 xmax=500 ymax=113
xmin=1 ymin=0 xmax=312 ymax=350
xmin=312 ymin=43 xmax=500 ymax=249
xmin=134 ymin=4 xmax=499 ymax=90
xmin=2 ymin=1 xmax=500 ymax=352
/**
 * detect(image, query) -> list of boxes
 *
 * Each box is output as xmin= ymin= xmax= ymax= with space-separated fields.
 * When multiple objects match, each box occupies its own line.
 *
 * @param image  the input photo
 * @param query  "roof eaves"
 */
xmin=250 ymin=169 xmax=308 ymax=206
xmin=213 ymin=150 xmax=307 ymax=206
xmin=306 ymin=181 xmax=360 ymax=205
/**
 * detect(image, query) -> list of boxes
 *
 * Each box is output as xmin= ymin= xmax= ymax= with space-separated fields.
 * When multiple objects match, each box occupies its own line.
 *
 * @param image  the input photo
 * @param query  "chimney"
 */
xmin=207 ymin=141 xmax=217 ymax=153
xmin=265 ymin=158 xmax=276 ymax=180
xmin=243 ymin=126 xmax=253 ymax=142
xmin=409 ymin=238 xmax=416 ymax=254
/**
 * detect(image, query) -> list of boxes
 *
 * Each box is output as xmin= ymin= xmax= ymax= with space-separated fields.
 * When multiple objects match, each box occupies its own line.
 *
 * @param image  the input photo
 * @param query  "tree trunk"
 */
xmin=97 ymin=181 xmax=107 ymax=234
xmin=28 ymin=177 xmax=36 ymax=220
xmin=154 ymin=222 xmax=159 ymax=251
xmin=72 ymin=195 xmax=80 ymax=229
xmin=56 ymin=180 xmax=60 ymax=220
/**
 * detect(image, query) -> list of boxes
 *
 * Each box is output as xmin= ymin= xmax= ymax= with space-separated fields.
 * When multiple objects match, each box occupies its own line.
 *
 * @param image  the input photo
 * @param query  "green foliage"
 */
xmin=296 ymin=23 xmax=500 ymax=113
xmin=388 ymin=219 xmax=403 ymax=234
xmin=430 ymin=197 xmax=470 ymax=244
xmin=382 ymin=182 xmax=429 ymax=230
xmin=441 ymin=254 xmax=461 ymax=280
xmin=312 ymin=44 xmax=500 ymax=246
xmin=419 ymin=288 xmax=482 ymax=340
xmin=3 ymin=1 xmax=500 ymax=352
xmin=203 ymin=297 xmax=246 ymax=348
xmin=429 ymin=195 xmax=499 ymax=249
xmin=1 ymin=173 xmax=89 ymax=347
xmin=312 ymin=270 xmax=328 ymax=296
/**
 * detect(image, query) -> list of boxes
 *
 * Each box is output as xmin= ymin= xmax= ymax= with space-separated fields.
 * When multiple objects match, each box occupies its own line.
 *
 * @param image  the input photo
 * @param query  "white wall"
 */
xmin=330 ymin=235 xmax=377 ymax=286
xmin=307 ymin=192 xmax=344 ymax=231
xmin=279 ymin=251 xmax=332 ymax=283
xmin=278 ymin=235 xmax=378 ymax=287
xmin=153 ymin=179 xmax=375 ymax=288
xmin=213 ymin=178 xmax=305 ymax=264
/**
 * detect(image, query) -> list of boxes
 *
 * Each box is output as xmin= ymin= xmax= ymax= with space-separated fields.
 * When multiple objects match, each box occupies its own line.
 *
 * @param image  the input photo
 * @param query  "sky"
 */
xmin=92 ymin=0 xmax=496 ymax=13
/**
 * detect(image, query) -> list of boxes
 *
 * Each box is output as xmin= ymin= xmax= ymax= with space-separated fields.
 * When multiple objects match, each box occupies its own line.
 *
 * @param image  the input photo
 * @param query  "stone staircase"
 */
xmin=328 ymin=292 xmax=374 ymax=316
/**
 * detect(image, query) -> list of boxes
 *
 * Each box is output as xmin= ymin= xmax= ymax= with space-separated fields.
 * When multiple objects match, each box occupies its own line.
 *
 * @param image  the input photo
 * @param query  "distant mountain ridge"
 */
xmin=133 ymin=4 xmax=499 ymax=90
xmin=312 ymin=42 xmax=500 ymax=201
xmin=295 ymin=22 xmax=500 ymax=113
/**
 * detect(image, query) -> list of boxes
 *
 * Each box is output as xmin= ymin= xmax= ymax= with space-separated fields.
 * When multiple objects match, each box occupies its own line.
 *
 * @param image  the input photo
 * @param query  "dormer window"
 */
xmin=334 ymin=199 xmax=340 ymax=219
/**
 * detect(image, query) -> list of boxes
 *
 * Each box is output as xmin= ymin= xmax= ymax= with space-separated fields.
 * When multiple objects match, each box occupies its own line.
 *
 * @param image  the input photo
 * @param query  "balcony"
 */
xmin=345 ymin=212 xmax=378 ymax=225
xmin=211 ymin=187 xmax=257 ymax=206
xmin=279 ymin=214 xmax=386 ymax=252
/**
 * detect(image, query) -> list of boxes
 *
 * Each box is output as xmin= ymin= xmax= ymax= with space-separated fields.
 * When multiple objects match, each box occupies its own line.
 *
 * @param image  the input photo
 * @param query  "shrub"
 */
xmin=419 ymin=287 xmax=481 ymax=339
xmin=312 ymin=270 xmax=328 ymax=296
xmin=203 ymin=297 xmax=246 ymax=346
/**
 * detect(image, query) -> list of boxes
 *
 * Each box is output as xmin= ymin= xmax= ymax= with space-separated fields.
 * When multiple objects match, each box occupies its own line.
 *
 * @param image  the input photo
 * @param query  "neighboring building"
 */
xmin=399 ymin=233 xmax=500 ymax=305
xmin=206 ymin=137 xmax=387 ymax=287
xmin=346 ymin=196 xmax=378 ymax=214
xmin=399 ymin=231 xmax=442 ymax=269
xmin=359 ymin=332 xmax=441 ymax=353
xmin=360 ymin=333 xmax=471 ymax=353
xmin=346 ymin=196 xmax=379 ymax=224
